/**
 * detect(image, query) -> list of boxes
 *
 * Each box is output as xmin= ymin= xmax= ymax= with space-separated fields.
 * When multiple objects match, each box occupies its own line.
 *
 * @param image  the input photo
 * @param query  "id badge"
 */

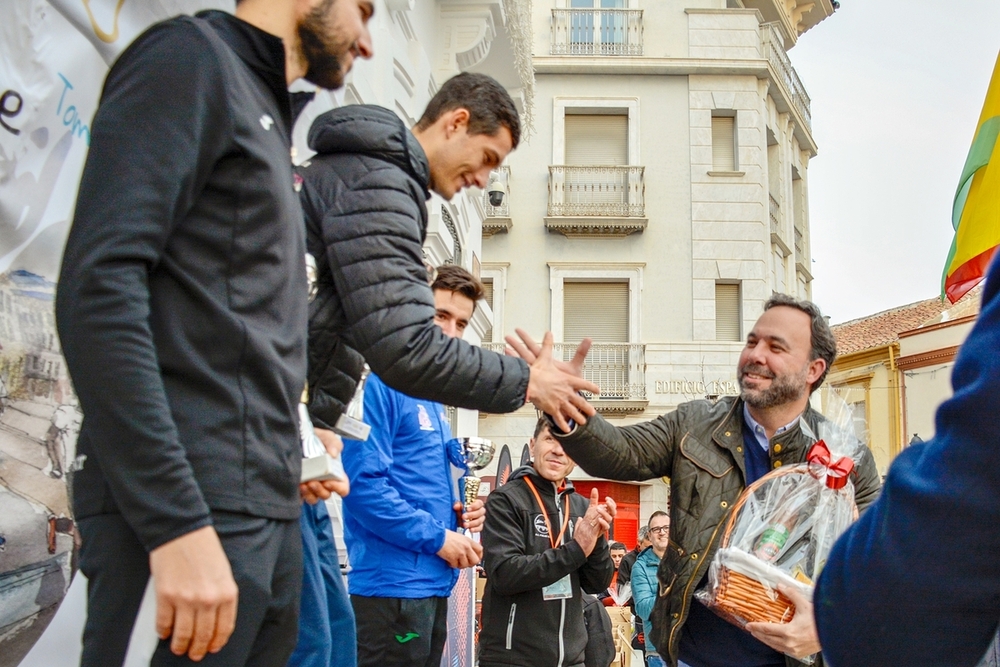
xmin=542 ymin=574 xmax=573 ymax=601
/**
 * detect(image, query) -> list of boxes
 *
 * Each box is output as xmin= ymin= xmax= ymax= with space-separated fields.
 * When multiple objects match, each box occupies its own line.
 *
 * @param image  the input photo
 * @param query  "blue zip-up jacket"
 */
xmin=341 ymin=373 xmax=459 ymax=598
xmin=632 ymin=546 xmax=661 ymax=654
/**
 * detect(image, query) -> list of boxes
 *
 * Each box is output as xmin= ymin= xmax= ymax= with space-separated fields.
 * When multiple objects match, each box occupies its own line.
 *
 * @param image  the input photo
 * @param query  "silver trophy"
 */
xmin=457 ymin=437 xmax=495 ymax=530
xmin=334 ymin=364 xmax=371 ymax=441
xmin=299 ymin=402 xmax=347 ymax=483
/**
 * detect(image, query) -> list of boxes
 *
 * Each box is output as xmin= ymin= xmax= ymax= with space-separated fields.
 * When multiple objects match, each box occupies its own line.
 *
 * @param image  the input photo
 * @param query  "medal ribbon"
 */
xmin=524 ymin=477 xmax=571 ymax=549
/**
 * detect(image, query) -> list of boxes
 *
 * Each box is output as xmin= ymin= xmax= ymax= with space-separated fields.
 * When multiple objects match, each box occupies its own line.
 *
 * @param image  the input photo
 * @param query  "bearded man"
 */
xmin=509 ymin=294 xmax=881 ymax=667
xmin=56 ymin=1 xmax=374 ymax=665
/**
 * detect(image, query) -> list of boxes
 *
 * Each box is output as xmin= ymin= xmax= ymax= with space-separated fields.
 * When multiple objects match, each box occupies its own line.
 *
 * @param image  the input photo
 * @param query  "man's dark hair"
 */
xmin=610 ymin=542 xmax=627 ymax=551
xmin=416 ymin=72 xmax=521 ymax=149
xmin=532 ymin=415 xmax=550 ymax=440
xmin=763 ymin=294 xmax=837 ymax=392
xmin=647 ymin=510 xmax=669 ymax=529
xmin=432 ymin=264 xmax=484 ymax=311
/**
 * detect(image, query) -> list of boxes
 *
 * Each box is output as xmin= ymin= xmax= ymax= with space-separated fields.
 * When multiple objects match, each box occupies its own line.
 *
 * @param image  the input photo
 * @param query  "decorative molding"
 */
xmin=593 ymin=399 xmax=649 ymax=416
xmin=707 ymin=170 xmax=747 ymax=177
xmin=544 ymin=217 xmax=647 ymax=238
xmin=482 ymin=218 xmax=513 ymax=237
xmin=896 ymin=345 xmax=961 ymax=371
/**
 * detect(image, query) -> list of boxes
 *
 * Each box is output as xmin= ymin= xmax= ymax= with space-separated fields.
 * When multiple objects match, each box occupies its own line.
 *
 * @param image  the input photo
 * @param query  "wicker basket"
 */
xmin=712 ymin=466 xmax=806 ymax=626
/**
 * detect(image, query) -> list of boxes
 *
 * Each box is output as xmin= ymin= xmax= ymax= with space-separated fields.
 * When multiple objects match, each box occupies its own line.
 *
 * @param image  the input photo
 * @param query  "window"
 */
xmin=548 ymin=262 xmax=642 ymax=343
xmin=564 ymin=114 xmax=628 ymax=166
xmin=569 ymin=0 xmax=627 ymax=48
xmin=563 ymin=281 xmax=629 ymax=342
xmin=711 ymin=112 xmax=737 ymax=171
xmin=715 ymin=282 xmax=741 ymax=342
xmin=482 ymin=278 xmax=495 ymax=343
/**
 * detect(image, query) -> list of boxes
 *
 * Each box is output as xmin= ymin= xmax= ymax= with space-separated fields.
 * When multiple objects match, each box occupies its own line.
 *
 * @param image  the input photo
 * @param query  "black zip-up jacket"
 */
xmin=56 ymin=11 xmax=307 ymax=551
xmin=296 ymin=105 xmax=531 ymax=429
xmin=480 ymin=466 xmax=614 ymax=667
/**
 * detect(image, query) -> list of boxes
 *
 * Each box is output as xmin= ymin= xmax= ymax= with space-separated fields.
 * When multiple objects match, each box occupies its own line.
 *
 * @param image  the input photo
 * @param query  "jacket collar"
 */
xmin=197 ymin=10 xmax=292 ymax=136
xmin=711 ymin=396 xmax=822 ymax=482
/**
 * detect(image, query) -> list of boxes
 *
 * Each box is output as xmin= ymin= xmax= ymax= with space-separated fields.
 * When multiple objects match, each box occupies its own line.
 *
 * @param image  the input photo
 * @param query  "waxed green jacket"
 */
xmin=554 ymin=395 xmax=882 ymax=667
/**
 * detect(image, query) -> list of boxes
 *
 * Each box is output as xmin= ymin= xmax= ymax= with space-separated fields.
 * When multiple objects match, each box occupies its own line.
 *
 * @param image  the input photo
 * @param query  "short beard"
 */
xmin=298 ymin=0 xmax=349 ymax=90
xmin=738 ymin=363 xmax=808 ymax=410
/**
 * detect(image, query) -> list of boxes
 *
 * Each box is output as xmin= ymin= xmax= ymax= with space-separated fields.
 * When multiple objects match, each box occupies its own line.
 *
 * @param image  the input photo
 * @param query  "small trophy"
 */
xmin=299 ymin=402 xmax=347 ymax=483
xmin=457 ymin=437 xmax=495 ymax=532
xmin=334 ymin=364 xmax=371 ymax=441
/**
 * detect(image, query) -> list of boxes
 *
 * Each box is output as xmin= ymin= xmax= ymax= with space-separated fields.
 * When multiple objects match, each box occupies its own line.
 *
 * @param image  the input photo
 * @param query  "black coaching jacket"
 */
xmin=57 ymin=11 xmax=307 ymax=550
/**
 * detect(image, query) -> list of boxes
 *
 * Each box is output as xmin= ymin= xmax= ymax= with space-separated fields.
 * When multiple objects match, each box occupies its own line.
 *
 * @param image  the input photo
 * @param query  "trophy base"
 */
xmin=335 ymin=414 xmax=371 ymax=441
xmin=301 ymin=454 xmax=346 ymax=483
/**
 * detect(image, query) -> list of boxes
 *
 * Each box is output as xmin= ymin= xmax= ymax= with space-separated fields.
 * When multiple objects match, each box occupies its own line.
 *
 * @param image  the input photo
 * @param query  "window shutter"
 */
xmin=482 ymin=279 xmax=494 ymax=342
xmin=715 ymin=283 xmax=741 ymax=342
xmin=564 ymin=115 xmax=628 ymax=165
xmin=712 ymin=116 xmax=735 ymax=171
xmin=564 ymin=282 xmax=629 ymax=342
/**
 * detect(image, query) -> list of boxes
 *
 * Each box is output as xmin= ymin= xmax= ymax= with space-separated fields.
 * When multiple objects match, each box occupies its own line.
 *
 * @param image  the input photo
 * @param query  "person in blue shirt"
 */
xmin=341 ymin=264 xmax=486 ymax=667
xmin=633 ymin=511 xmax=670 ymax=667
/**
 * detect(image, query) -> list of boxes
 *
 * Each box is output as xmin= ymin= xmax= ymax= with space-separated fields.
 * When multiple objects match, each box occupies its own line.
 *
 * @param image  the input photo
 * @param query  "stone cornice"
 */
xmin=544 ymin=217 xmax=648 ymax=238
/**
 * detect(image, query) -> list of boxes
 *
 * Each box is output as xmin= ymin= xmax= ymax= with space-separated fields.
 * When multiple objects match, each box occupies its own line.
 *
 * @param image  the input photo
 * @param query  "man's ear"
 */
xmin=527 ymin=437 xmax=536 ymax=462
xmin=445 ymin=107 xmax=471 ymax=136
xmin=806 ymin=357 xmax=826 ymax=387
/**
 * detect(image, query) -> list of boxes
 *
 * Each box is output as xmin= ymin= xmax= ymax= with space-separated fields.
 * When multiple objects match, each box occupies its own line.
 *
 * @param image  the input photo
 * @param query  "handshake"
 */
xmin=504 ymin=329 xmax=598 ymax=433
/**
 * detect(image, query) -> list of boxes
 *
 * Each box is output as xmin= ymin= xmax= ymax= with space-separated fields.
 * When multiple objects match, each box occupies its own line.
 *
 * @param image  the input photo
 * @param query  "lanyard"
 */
xmin=524 ymin=477 xmax=571 ymax=550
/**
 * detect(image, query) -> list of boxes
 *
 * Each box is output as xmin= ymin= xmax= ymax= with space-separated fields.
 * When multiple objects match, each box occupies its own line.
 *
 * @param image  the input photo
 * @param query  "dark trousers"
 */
xmin=351 ymin=595 xmax=448 ymax=667
xmin=77 ymin=510 xmax=302 ymax=667
xmin=287 ymin=501 xmax=356 ymax=667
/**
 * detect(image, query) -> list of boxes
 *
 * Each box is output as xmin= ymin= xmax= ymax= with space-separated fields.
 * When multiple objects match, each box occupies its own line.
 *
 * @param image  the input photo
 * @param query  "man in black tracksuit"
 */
xmin=55 ymin=2 xmax=373 ymax=665
xmin=479 ymin=418 xmax=615 ymax=667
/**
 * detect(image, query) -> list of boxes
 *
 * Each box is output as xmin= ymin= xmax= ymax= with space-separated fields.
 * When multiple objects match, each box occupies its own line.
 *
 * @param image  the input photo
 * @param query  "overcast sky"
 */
xmin=790 ymin=0 xmax=1000 ymax=324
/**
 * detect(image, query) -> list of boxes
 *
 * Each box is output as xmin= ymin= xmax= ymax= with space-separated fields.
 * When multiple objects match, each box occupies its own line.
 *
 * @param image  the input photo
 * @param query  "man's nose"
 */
xmin=355 ymin=29 xmax=374 ymax=59
xmin=473 ymin=168 xmax=490 ymax=189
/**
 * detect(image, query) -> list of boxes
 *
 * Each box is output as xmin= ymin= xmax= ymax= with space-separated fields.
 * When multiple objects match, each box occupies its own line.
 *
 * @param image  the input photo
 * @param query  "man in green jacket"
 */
xmin=508 ymin=294 xmax=881 ymax=667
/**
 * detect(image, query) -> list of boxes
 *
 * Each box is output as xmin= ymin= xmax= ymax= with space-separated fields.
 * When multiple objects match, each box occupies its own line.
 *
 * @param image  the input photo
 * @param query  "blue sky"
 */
xmin=791 ymin=0 xmax=1000 ymax=323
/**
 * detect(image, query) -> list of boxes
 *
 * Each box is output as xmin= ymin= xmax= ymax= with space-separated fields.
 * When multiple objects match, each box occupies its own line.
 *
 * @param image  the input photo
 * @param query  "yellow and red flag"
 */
xmin=943 ymin=50 xmax=1000 ymax=303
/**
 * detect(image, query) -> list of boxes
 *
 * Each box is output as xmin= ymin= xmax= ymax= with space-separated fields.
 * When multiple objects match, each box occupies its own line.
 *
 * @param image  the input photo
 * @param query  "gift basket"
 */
xmin=695 ymin=391 xmax=866 ymax=663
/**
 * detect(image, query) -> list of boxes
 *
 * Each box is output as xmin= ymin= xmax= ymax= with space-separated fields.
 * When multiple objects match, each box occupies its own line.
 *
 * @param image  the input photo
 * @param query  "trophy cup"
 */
xmin=457 ymin=437 xmax=495 ymax=534
xmin=334 ymin=364 xmax=371 ymax=441
xmin=299 ymin=401 xmax=347 ymax=483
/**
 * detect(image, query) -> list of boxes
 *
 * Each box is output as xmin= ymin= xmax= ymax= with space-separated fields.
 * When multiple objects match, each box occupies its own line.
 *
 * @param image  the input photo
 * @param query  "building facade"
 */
xmin=475 ymin=0 xmax=836 ymax=534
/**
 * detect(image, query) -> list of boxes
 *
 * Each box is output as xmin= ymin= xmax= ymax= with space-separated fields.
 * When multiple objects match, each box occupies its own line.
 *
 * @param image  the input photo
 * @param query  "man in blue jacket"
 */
xmin=813 ymin=253 xmax=1000 ymax=666
xmin=341 ymin=265 xmax=487 ymax=667
xmin=633 ymin=511 xmax=670 ymax=667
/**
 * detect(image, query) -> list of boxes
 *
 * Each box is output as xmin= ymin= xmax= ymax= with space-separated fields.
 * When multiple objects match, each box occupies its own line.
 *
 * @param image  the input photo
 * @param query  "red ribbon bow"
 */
xmin=806 ymin=440 xmax=855 ymax=490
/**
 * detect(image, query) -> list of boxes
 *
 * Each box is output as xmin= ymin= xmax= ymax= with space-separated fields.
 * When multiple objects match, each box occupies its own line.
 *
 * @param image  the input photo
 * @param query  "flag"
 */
xmin=943 ymin=50 xmax=1000 ymax=303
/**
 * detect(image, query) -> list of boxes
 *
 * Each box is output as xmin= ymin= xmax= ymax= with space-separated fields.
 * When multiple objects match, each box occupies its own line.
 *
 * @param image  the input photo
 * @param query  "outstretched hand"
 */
xmin=745 ymin=584 xmax=821 ymax=659
xmin=506 ymin=328 xmax=592 ymax=380
xmin=506 ymin=330 xmax=598 ymax=432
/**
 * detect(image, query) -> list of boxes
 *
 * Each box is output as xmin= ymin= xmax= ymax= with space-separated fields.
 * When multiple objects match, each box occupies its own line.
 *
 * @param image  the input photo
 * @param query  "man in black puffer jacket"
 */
xmin=297 ymin=72 xmax=598 ymax=432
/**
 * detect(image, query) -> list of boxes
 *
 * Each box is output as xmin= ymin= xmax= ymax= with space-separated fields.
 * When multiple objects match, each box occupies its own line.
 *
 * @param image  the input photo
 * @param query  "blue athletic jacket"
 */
xmin=341 ymin=374 xmax=459 ymax=598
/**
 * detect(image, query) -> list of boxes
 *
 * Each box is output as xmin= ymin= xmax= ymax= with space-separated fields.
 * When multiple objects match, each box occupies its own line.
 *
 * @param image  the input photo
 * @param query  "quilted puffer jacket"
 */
xmin=553 ymin=396 xmax=882 ymax=667
xmin=296 ymin=105 xmax=530 ymax=427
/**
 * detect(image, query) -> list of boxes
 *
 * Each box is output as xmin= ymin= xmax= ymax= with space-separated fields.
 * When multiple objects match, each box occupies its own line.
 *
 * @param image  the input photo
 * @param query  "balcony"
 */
xmin=551 ymin=9 xmax=643 ymax=56
xmin=769 ymin=193 xmax=790 ymax=255
xmin=482 ymin=166 xmax=512 ymax=238
xmin=794 ymin=226 xmax=812 ymax=279
xmin=545 ymin=166 xmax=647 ymax=238
xmin=556 ymin=342 xmax=647 ymax=414
xmin=760 ymin=23 xmax=811 ymax=131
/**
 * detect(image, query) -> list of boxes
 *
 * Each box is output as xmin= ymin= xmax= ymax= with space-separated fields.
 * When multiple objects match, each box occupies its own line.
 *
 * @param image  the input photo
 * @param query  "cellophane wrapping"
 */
xmin=694 ymin=390 xmax=868 ymax=663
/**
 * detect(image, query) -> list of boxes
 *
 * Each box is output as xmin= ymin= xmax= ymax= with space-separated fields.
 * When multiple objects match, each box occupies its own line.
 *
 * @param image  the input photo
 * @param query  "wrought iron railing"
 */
xmin=484 ymin=166 xmax=510 ymax=218
xmin=551 ymin=9 xmax=643 ymax=56
xmin=548 ymin=166 xmax=645 ymax=217
xmin=769 ymin=194 xmax=780 ymax=236
xmin=554 ymin=342 xmax=646 ymax=401
xmin=760 ymin=23 xmax=811 ymax=131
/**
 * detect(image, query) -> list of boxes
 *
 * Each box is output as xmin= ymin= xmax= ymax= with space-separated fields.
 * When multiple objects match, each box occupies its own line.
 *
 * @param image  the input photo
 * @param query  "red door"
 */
xmin=572 ymin=480 xmax=641 ymax=549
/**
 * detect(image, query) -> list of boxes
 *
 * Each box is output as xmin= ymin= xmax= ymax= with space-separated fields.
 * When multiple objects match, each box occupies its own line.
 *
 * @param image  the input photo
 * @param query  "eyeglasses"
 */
xmin=649 ymin=526 xmax=670 ymax=535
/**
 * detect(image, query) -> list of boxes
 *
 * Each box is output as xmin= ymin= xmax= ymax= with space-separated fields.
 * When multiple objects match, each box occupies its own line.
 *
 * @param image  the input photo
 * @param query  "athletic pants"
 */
xmin=350 ymin=595 xmax=448 ymax=667
xmin=77 ymin=510 xmax=302 ymax=667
